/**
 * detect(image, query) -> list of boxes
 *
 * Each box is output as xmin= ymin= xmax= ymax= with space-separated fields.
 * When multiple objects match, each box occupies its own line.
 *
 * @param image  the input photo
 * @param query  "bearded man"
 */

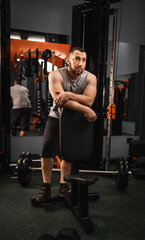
xmin=35 ymin=47 xmax=97 ymax=202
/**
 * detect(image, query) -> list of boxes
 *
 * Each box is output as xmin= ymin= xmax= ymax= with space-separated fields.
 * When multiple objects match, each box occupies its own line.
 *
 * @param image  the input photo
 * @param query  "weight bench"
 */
xmin=129 ymin=140 xmax=145 ymax=179
xmin=31 ymin=109 xmax=99 ymax=234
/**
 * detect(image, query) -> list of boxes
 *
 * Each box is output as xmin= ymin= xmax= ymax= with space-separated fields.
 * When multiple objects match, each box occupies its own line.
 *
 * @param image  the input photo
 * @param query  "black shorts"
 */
xmin=11 ymin=108 xmax=31 ymax=131
xmin=41 ymin=117 xmax=60 ymax=158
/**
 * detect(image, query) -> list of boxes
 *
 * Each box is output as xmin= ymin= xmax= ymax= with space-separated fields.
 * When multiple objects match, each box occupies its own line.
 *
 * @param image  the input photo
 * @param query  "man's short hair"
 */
xmin=15 ymin=77 xmax=22 ymax=85
xmin=68 ymin=47 xmax=86 ymax=56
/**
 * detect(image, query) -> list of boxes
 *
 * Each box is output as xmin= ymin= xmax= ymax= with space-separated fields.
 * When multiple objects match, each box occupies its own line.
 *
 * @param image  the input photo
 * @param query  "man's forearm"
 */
xmin=67 ymin=92 xmax=92 ymax=107
xmin=54 ymin=91 xmax=94 ymax=108
xmin=61 ymin=99 xmax=97 ymax=122
xmin=62 ymin=99 xmax=88 ymax=114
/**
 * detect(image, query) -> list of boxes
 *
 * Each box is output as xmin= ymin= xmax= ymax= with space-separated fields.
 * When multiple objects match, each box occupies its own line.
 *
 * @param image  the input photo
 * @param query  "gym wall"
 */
xmin=10 ymin=0 xmax=145 ymax=45
xmin=11 ymin=135 xmax=140 ymax=163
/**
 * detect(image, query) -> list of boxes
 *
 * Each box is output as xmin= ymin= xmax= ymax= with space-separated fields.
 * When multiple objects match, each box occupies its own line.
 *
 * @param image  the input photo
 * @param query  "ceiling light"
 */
xmin=10 ymin=34 xmax=21 ymax=40
xmin=27 ymin=36 xmax=45 ymax=42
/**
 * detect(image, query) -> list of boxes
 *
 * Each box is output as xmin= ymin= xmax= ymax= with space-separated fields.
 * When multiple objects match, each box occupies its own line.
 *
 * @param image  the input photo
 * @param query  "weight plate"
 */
xmin=18 ymin=155 xmax=32 ymax=187
xmin=116 ymin=157 xmax=128 ymax=191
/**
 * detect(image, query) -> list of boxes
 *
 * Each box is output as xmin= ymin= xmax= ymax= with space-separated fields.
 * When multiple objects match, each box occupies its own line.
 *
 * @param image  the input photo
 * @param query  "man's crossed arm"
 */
xmin=49 ymin=70 xmax=97 ymax=122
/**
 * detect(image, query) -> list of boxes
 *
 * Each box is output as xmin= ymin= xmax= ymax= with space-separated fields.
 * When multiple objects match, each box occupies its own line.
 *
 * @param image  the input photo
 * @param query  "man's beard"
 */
xmin=69 ymin=64 xmax=84 ymax=76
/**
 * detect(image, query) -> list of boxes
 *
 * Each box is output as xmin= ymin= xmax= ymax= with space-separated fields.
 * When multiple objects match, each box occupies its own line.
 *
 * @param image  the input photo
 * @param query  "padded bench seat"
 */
xmin=64 ymin=173 xmax=98 ymax=184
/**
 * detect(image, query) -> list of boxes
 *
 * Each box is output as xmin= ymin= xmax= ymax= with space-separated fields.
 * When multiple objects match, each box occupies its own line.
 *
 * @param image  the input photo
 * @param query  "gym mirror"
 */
xmin=10 ymin=0 xmax=142 ymax=138
xmin=10 ymin=39 xmax=71 ymax=136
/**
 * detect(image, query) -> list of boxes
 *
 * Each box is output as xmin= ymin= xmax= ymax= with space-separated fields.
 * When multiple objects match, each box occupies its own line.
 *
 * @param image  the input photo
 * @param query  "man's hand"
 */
xmin=55 ymin=92 xmax=69 ymax=107
xmin=84 ymin=107 xmax=97 ymax=122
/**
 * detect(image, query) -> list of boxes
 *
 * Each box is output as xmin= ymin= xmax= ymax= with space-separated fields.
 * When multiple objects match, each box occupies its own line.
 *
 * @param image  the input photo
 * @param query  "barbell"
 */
xmin=10 ymin=152 xmax=130 ymax=191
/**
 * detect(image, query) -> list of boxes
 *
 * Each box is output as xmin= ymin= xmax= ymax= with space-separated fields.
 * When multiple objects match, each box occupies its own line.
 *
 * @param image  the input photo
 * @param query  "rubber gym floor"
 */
xmin=0 ymin=170 xmax=145 ymax=240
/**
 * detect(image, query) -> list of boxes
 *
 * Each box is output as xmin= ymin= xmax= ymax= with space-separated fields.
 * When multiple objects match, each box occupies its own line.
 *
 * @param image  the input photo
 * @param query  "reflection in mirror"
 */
xmin=10 ymin=77 xmax=32 ymax=137
xmin=11 ymin=40 xmax=142 ymax=137
xmin=105 ymin=41 xmax=141 ymax=136
xmin=10 ymin=39 xmax=70 ymax=136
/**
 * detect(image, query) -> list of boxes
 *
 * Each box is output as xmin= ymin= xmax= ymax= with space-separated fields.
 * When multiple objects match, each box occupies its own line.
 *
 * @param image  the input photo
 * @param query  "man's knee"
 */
xmin=41 ymin=157 xmax=54 ymax=169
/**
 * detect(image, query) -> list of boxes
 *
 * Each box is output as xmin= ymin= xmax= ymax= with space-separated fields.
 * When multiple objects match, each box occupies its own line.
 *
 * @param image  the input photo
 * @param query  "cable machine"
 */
xmin=71 ymin=0 xmax=121 ymax=169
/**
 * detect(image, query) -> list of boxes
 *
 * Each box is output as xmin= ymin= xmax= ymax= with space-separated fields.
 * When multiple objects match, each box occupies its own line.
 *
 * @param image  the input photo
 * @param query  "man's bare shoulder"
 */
xmin=49 ymin=69 xmax=62 ymax=79
xmin=49 ymin=69 xmax=63 ymax=86
xmin=86 ymin=72 xmax=97 ymax=83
